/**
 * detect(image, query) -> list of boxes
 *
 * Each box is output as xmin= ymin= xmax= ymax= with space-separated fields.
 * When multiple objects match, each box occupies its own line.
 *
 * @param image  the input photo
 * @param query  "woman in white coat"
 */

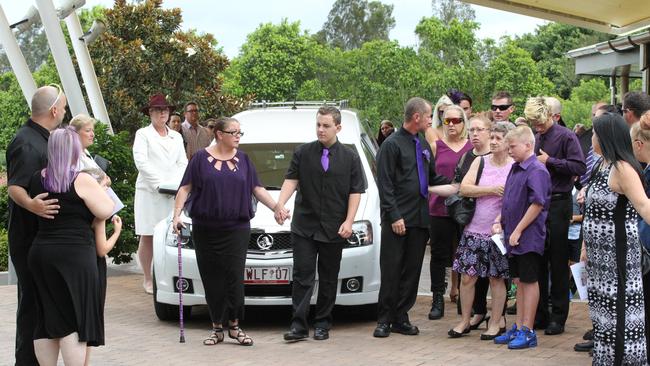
xmin=133 ymin=94 xmax=188 ymax=293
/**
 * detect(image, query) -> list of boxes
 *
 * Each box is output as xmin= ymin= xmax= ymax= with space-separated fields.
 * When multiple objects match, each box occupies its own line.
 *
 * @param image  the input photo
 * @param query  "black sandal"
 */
xmin=228 ymin=325 xmax=253 ymax=346
xmin=203 ymin=327 xmax=224 ymax=345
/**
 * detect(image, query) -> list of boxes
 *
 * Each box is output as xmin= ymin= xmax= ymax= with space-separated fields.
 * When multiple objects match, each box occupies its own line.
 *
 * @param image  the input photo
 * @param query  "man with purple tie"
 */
xmin=373 ymin=97 xmax=452 ymax=338
xmin=275 ymin=106 xmax=367 ymax=342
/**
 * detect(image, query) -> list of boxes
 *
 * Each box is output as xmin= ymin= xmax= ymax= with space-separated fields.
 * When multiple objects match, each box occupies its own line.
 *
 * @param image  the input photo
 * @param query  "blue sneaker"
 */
xmin=494 ymin=324 xmax=519 ymax=344
xmin=508 ymin=326 xmax=537 ymax=349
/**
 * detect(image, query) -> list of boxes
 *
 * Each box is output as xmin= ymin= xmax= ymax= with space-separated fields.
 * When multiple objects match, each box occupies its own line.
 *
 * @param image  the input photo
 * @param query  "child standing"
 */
xmin=492 ymin=125 xmax=551 ymax=349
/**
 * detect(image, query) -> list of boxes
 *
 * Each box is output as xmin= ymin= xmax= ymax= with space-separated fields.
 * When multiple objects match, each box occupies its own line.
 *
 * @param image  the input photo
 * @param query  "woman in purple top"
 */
xmin=448 ymin=121 xmax=514 ymax=339
xmin=428 ymin=104 xmax=473 ymax=320
xmin=172 ymin=117 xmax=278 ymax=347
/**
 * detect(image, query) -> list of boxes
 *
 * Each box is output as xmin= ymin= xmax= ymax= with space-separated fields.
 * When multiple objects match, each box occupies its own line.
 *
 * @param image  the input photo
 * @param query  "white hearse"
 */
xmin=152 ymin=102 xmax=382 ymax=320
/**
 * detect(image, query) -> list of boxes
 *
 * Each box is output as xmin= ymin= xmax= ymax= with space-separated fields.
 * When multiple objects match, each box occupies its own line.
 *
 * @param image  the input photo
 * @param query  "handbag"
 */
xmin=444 ymin=156 xmax=484 ymax=226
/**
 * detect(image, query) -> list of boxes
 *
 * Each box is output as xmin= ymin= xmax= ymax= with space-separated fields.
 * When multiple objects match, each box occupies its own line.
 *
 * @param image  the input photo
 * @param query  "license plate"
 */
xmin=244 ymin=266 xmax=292 ymax=284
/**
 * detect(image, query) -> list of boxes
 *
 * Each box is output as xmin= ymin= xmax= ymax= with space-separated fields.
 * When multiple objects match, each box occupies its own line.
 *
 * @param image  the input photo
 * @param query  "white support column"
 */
xmin=35 ymin=0 xmax=88 ymax=116
xmin=64 ymin=12 xmax=113 ymax=134
xmin=0 ymin=5 xmax=37 ymax=108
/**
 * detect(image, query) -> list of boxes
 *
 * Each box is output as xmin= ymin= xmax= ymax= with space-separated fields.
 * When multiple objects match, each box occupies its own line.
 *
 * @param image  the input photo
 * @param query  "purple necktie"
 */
xmin=321 ymin=148 xmax=329 ymax=172
xmin=413 ymin=136 xmax=428 ymax=198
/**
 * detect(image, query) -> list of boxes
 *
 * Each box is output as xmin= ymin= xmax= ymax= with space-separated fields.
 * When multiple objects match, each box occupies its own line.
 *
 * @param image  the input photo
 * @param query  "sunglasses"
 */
xmin=490 ymin=104 xmax=512 ymax=111
xmin=443 ymin=118 xmax=464 ymax=125
xmin=48 ymin=83 xmax=63 ymax=111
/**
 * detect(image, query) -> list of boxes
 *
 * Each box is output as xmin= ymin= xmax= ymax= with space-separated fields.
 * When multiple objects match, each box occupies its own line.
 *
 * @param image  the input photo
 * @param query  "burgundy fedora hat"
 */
xmin=141 ymin=93 xmax=176 ymax=114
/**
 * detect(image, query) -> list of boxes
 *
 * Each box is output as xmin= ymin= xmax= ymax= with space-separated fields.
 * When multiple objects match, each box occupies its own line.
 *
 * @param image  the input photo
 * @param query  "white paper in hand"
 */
xmin=491 ymin=233 xmax=507 ymax=255
xmin=107 ymin=187 xmax=124 ymax=216
xmin=570 ymin=262 xmax=589 ymax=300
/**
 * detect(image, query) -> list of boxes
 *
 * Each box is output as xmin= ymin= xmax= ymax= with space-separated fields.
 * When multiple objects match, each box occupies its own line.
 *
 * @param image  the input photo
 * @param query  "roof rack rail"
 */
xmin=249 ymin=100 xmax=349 ymax=110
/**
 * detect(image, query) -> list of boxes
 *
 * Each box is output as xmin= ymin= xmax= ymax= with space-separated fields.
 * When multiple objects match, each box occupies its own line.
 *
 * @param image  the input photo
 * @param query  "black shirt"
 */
xmin=6 ymin=119 xmax=50 ymax=253
xmin=453 ymin=149 xmax=491 ymax=183
xmin=286 ymin=139 xmax=367 ymax=243
xmin=376 ymin=127 xmax=449 ymax=228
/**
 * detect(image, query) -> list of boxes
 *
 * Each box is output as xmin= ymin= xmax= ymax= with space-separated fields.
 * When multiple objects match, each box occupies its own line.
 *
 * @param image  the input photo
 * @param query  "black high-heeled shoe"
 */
xmin=469 ymin=315 xmax=490 ymax=330
xmin=448 ymin=326 xmax=471 ymax=338
xmin=480 ymin=326 xmax=507 ymax=340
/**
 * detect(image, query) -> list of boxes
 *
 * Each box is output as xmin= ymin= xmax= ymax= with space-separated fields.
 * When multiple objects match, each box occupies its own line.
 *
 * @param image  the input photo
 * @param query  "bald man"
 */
xmin=7 ymin=85 xmax=65 ymax=365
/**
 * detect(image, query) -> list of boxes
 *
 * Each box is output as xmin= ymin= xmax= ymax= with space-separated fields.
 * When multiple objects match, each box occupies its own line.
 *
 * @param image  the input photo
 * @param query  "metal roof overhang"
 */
xmin=461 ymin=0 xmax=650 ymax=35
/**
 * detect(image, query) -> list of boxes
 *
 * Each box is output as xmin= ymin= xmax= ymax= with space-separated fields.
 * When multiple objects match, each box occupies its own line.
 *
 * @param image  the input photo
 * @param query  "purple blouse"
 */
xmin=429 ymin=139 xmax=472 ymax=216
xmin=180 ymin=149 xmax=261 ymax=230
xmin=501 ymin=155 xmax=551 ymax=256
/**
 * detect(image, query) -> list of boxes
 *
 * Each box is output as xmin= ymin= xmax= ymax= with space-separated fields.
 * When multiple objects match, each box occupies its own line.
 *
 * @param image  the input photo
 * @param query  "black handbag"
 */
xmin=444 ymin=156 xmax=484 ymax=226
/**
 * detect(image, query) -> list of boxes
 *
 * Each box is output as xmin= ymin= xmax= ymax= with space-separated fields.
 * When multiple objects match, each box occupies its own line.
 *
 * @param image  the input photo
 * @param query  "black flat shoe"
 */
xmin=583 ymin=328 xmax=594 ymax=340
xmin=448 ymin=327 xmax=471 ymax=338
xmin=480 ymin=327 xmax=506 ymax=340
xmin=373 ymin=323 xmax=391 ymax=338
xmin=391 ymin=321 xmax=419 ymax=335
xmin=313 ymin=327 xmax=329 ymax=341
xmin=544 ymin=321 xmax=565 ymax=335
xmin=283 ymin=329 xmax=308 ymax=342
xmin=469 ymin=314 xmax=490 ymax=330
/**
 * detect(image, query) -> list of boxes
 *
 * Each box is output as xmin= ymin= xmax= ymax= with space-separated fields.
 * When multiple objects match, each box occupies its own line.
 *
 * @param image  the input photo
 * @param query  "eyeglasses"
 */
xmin=468 ymin=127 xmax=488 ymax=133
xmin=186 ymin=109 xmax=199 ymax=113
xmin=221 ymin=130 xmax=244 ymax=137
xmin=490 ymin=104 xmax=512 ymax=111
xmin=443 ymin=118 xmax=464 ymax=125
xmin=48 ymin=83 xmax=63 ymax=111
xmin=150 ymin=107 xmax=169 ymax=114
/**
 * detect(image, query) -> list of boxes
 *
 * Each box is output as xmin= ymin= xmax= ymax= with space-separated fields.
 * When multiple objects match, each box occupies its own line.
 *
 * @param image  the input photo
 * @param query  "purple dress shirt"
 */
xmin=501 ymin=155 xmax=551 ymax=256
xmin=534 ymin=123 xmax=586 ymax=193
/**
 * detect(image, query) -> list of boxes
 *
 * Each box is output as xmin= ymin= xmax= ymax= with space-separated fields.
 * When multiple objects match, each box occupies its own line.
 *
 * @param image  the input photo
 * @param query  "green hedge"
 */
xmin=0 ymin=227 xmax=7 ymax=271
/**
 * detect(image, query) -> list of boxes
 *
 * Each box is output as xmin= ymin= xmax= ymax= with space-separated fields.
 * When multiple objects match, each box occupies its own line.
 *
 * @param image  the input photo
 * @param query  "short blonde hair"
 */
xmin=468 ymin=112 xmax=492 ymax=130
xmin=631 ymin=121 xmax=650 ymax=143
xmin=506 ymin=125 xmax=535 ymax=145
xmin=433 ymin=94 xmax=453 ymax=128
xmin=524 ymin=97 xmax=551 ymax=125
xmin=442 ymin=104 xmax=468 ymax=139
xmin=69 ymin=113 xmax=96 ymax=132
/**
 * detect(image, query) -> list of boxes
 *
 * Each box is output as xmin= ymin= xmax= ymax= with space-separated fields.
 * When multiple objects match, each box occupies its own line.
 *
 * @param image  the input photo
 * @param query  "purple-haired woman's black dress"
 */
xmin=28 ymin=174 xmax=104 ymax=346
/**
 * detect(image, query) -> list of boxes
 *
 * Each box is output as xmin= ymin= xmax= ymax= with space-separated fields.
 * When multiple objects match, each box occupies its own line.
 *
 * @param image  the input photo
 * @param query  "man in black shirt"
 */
xmin=276 ymin=106 xmax=367 ymax=341
xmin=7 ymin=85 xmax=65 ymax=365
xmin=373 ymin=97 xmax=450 ymax=338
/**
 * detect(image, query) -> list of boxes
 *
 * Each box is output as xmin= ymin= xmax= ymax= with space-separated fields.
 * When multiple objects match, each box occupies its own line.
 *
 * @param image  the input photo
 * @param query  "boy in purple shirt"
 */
xmin=492 ymin=126 xmax=551 ymax=349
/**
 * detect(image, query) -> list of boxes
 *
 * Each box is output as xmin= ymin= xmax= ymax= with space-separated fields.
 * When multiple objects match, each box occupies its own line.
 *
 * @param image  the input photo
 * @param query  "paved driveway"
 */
xmin=0 ymin=260 xmax=592 ymax=366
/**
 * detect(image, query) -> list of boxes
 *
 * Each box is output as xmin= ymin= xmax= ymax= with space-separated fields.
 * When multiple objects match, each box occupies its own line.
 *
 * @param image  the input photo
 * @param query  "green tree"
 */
xmin=0 ymin=25 xmax=50 ymax=73
xmin=432 ymin=0 xmax=475 ymax=24
xmin=484 ymin=41 xmax=555 ymax=113
xmin=514 ymin=23 xmax=612 ymax=99
xmin=316 ymin=0 xmax=395 ymax=50
xmin=89 ymin=0 xmax=246 ymax=136
xmin=225 ymin=20 xmax=318 ymax=102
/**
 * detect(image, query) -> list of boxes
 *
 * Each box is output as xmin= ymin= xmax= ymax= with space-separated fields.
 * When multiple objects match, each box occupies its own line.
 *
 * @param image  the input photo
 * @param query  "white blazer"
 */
xmin=133 ymin=124 xmax=188 ymax=192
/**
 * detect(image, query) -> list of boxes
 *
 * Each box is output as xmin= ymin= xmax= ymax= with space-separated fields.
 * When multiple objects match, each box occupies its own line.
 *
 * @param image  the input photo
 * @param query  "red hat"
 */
xmin=141 ymin=93 xmax=176 ymax=114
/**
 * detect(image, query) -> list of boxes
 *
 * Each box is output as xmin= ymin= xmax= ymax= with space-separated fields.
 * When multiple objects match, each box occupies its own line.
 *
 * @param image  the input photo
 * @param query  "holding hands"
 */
xmin=274 ymin=205 xmax=291 ymax=225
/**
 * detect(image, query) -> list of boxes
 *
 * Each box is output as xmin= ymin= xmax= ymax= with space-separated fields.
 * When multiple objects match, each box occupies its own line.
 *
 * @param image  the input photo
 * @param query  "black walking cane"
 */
xmin=177 ymin=225 xmax=186 ymax=343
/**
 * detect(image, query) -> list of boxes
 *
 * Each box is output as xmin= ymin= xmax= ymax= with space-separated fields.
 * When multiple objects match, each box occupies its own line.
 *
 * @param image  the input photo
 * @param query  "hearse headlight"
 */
xmin=344 ymin=220 xmax=373 ymax=248
xmin=165 ymin=222 xmax=193 ymax=249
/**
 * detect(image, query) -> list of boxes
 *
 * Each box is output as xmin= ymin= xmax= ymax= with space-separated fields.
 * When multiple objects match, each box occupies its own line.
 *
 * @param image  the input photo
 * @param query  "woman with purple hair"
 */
xmin=27 ymin=128 xmax=114 ymax=366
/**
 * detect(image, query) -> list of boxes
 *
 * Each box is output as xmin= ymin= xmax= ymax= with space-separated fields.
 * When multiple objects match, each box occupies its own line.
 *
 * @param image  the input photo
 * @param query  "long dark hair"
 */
xmin=592 ymin=113 xmax=644 ymax=183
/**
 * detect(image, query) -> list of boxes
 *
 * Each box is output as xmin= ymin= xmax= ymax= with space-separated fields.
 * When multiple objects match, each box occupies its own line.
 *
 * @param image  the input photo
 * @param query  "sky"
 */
xmin=1 ymin=0 xmax=547 ymax=59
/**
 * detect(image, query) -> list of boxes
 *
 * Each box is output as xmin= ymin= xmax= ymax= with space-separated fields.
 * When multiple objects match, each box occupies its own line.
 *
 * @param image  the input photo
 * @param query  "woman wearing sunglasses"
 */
xmin=428 ymin=104 xmax=472 ymax=320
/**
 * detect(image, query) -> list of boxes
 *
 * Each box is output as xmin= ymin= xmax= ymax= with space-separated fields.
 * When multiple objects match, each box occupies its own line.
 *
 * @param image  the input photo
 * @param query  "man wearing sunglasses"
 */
xmin=491 ymin=91 xmax=515 ymax=123
xmin=623 ymin=91 xmax=650 ymax=127
xmin=6 ymin=85 xmax=66 ymax=365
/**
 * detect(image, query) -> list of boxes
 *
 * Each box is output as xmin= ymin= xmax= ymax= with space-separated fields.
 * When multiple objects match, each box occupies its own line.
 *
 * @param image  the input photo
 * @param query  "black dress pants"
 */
xmin=193 ymin=226 xmax=249 ymax=324
xmin=377 ymin=225 xmax=429 ymax=324
xmin=643 ymin=270 xmax=650 ymax=363
xmin=10 ymin=240 xmax=39 ymax=366
xmin=429 ymin=216 xmax=459 ymax=293
xmin=536 ymin=197 xmax=572 ymax=326
xmin=289 ymin=234 xmax=344 ymax=333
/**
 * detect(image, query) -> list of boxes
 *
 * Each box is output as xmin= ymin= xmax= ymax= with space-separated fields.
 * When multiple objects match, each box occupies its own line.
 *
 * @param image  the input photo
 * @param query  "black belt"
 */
xmin=550 ymin=192 xmax=571 ymax=201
